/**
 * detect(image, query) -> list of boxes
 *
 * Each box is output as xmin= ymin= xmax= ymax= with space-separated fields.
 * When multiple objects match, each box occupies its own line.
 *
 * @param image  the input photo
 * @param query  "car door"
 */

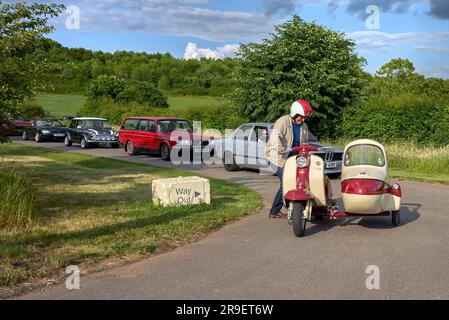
xmin=68 ymin=120 xmax=79 ymax=142
xmin=250 ymin=125 xmax=270 ymax=168
xmin=145 ymin=120 xmax=157 ymax=152
xmin=27 ymin=121 xmax=37 ymax=137
xmin=136 ymin=120 xmax=150 ymax=150
xmin=233 ymin=125 xmax=253 ymax=166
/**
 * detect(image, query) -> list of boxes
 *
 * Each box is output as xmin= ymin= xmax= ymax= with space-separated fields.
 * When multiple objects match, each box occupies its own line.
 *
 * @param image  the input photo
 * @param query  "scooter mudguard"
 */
xmin=284 ymin=190 xmax=311 ymax=203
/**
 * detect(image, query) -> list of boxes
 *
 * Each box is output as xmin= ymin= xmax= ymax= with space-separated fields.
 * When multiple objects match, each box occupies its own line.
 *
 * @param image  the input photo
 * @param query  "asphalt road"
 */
xmin=11 ymin=137 xmax=449 ymax=300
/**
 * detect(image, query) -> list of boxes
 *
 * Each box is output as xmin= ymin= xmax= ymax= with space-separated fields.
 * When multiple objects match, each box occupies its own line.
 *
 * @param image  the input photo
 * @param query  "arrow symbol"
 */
xmin=194 ymin=191 xmax=201 ymax=198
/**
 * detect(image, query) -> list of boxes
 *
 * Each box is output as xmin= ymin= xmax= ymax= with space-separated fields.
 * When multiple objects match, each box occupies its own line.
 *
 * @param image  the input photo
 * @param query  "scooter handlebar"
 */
xmin=292 ymin=144 xmax=319 ymax=154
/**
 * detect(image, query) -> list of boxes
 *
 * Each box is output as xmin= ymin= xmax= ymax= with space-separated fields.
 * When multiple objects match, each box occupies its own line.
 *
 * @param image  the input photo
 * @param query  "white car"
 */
xmin=214 ymin=122 xmax=343 ymax=178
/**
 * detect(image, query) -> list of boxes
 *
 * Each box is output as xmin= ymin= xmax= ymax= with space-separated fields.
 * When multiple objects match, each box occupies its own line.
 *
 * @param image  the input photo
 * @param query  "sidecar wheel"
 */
xmin=292 ymin=202 xmax=306 ymax=237
xmin=392 ymin=211 xmax=400 ymax=226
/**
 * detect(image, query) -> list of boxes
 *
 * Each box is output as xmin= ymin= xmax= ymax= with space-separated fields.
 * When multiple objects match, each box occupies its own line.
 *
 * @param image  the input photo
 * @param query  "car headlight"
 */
xmin=41 ymin=130 xmax=50 ymax=134
xmin=208 ymin=139 xmax=216 ymax=145
xmin=296 ymin=156 xmax=309 ymax=168
xmin=178 ymin=139 xmax=192 ymax=146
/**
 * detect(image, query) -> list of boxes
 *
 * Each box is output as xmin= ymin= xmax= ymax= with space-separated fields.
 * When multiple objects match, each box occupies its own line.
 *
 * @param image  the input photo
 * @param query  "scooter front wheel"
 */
xmin=292 ymin=202 xmax=306 ymax=237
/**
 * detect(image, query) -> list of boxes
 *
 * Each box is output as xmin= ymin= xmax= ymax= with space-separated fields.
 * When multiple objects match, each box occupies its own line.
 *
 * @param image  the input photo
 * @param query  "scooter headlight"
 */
xmin=296 ymin=156 xmax=308 ymax=168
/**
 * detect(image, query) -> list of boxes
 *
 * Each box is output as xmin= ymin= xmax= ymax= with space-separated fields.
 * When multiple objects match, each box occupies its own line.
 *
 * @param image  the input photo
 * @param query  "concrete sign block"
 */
xmin=152 ymin=176 xmax=211 ymax=207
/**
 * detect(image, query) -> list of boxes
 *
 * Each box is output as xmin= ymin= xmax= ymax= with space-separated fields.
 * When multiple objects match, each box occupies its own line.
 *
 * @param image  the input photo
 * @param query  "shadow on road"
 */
xmin=304 ymin=202 xmax=421 ymax=235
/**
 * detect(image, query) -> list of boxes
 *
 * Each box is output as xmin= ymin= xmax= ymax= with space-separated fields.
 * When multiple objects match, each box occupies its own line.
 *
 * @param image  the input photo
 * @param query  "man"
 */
xmin=264 ymin=100 xmax=312 ymax=219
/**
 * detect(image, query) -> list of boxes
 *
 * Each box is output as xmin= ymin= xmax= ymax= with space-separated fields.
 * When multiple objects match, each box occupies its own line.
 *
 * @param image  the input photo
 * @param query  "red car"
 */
xmin=118 ymin=117 xmax=214 ymax=161
xmin=1 ymin=114 xmax=33 ymax=135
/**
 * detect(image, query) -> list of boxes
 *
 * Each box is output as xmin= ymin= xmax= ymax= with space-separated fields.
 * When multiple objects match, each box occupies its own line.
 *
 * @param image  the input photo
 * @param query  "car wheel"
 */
xmin=392 ymin=211 xmax=400 ymax=226
xmin=160 ymin=143 xmax=171 ymax=161
xmin=22 ymin=131 xmax=28 ymax=140
xmin=292 ymin=202 xmax=306 ymax=238
xmin=34 ymin=133 xmax=42 ymax=143
xmin=80 ymin=137 xmax=89 ymax=149
xmin=126 ymin=140 xmax=136 ymax=156
xmin=223 ymin=151 xmax=239 ymax=171
xmin=64 ymin=134 xmax=72 ymax=147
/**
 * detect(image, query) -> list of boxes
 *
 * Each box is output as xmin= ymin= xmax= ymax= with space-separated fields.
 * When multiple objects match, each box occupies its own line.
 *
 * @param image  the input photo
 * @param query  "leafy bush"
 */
xmin=116 ymin=80 xmax=168 ymax=107
xmin=78 ymin=96 xmax=246 ymax=130
xmin=340 ymin=94 xmax=449 ymax=147
xmin=0 ymin=167 xmax=37 ymax=229
xmin=17 ymin=102 xmax=49 ymax=119
xmin=86 ymin=75 xmax=126 ymax=100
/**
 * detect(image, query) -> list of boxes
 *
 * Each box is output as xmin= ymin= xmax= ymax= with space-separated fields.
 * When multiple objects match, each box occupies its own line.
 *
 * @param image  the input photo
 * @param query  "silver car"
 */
xmin=215 ymin=122 xmax=343 ymax=178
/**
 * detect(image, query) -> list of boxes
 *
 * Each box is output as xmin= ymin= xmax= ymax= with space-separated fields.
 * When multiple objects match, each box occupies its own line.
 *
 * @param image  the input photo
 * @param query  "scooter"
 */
xmin=283 ymin=140 xmax=402 ymax=237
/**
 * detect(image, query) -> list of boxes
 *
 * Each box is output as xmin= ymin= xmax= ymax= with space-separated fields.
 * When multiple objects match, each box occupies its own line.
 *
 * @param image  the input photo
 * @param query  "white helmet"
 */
xmin=290 ymin=100 xmax=312 ymax=119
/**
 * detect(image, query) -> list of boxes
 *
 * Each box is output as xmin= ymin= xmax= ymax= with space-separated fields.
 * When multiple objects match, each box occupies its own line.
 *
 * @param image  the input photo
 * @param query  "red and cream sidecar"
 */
xmin=340 ymin=139 xmax=401 ymax=225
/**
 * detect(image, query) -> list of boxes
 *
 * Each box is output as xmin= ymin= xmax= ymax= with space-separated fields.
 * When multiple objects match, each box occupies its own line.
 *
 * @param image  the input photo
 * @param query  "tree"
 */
xmin=86 ymin=75 xmax=126 ymax=100
xmin=231 ymin=15 xmax=367 ymax=137
xmin=116 ymin=80 xmax=168 ymax=107
xmin=0 ymin=1 xmax=64 ymax=142
xmin=376 ymin=58 xmax=415 ymax=79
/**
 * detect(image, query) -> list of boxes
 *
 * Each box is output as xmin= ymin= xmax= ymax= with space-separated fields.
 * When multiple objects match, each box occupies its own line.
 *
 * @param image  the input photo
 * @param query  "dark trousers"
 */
xmin=270 ymin=165 xmax=284 ymax=215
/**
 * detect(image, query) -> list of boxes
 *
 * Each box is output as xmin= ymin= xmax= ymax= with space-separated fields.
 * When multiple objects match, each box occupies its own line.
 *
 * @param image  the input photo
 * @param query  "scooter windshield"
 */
xmin=344 ymin=144 xmax=385 ymax=167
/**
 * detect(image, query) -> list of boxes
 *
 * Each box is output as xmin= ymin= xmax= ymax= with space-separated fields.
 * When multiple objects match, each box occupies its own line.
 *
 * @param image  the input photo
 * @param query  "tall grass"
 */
xmin=387 ymin=144 xmax=449 ymax=176
xmin=0 ymin=165 xmax=36 ymax=229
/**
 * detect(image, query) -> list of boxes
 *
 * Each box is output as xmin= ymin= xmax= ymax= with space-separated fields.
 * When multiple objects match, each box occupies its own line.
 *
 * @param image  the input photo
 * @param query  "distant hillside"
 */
xmin=33 ymin=38 xmax=238 ymax=97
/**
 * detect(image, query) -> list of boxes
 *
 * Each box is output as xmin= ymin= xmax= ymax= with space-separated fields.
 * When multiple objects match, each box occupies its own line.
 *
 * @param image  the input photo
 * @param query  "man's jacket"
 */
xmin=264 ymin=115 xmax=309 ymax=168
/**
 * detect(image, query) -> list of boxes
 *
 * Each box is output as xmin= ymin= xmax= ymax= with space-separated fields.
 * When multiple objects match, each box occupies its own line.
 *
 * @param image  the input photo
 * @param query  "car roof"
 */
xmin=123 ymin=117 xmax=188 ymax=121
xmin=73 ymin=117 xmax=108 ymax=121
xmin=238 ymin=122 xmax=274 ymax=127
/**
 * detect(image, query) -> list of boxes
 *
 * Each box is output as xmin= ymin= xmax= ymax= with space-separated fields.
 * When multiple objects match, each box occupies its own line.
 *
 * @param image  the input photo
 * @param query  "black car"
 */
xmin=22 ymin=119 xmax=67 ymax=142
xmin=64 ymin=117 xmax=120 ymax=149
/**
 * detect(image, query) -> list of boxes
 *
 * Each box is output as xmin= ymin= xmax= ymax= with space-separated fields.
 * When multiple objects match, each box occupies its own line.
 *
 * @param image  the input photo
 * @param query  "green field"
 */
xmin=167 ymin=96 xmax=221 ymax=110
xmin=32 ymin=94 xmax=86 ymax=117
xmin=0 ymin=143 xmax=261 ymax=295
xmin=32 ymin=93 xmax=221 ymax=117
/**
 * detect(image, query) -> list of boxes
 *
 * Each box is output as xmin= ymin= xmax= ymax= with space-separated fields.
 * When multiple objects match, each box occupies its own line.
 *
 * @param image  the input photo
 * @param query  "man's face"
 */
xmin=292 ymin=116 xmax=306 ymax=125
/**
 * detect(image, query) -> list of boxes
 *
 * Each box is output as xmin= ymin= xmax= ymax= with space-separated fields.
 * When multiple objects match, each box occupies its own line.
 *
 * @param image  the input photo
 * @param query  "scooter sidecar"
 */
xmin=341 ymin=139 xmax=401 ymax=222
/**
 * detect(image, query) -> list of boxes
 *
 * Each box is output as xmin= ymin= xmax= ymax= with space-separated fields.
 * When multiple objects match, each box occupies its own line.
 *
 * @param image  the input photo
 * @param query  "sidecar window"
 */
xmin=344 ymin=145 xmax=385 ymax=167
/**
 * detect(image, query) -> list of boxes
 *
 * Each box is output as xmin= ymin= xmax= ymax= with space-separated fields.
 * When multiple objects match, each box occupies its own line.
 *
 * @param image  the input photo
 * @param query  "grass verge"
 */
xmin=0 ymin=143 xmax=262 ymax=296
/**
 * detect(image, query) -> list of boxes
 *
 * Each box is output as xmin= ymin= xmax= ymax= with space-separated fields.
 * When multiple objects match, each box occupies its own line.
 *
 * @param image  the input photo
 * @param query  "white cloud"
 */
xmin=184 ymin=42 xmax=239 ymax=60
xmin=52 ymin=0 xmax=272 ymax=41
xmin=348 ymin=31 xmax=449 ymax=52
xmin=415 ymin=45 xmax=449 ymax=53
xmin=416 ymin=65 xmax=449 ymax=78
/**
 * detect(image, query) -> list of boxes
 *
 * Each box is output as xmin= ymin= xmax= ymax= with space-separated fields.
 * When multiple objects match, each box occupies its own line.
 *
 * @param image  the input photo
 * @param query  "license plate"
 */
xmin=326 ymin=162 xmax=337 ymax=169
xmin=54 ymin=134 xmax=65 ymax=137
xmin=194 ymin=147 xmax=202 ymax=153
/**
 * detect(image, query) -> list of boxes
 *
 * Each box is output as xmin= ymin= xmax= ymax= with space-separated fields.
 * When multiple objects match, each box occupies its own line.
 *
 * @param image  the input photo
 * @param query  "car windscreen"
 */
xmin=344 ymin=144 xmax=385 ymax=167
xmin=83 ymin=120 xmax=110 ymax=128
xmin=158 ymin=120 xmax=192 ymax=133
xmin=37 ymin=120 xmax=63 ymax=127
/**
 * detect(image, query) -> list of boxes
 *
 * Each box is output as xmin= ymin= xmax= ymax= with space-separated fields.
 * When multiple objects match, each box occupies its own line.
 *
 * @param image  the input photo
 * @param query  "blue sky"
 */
xmin=39 ymin=0 xmax=449 ymax=78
